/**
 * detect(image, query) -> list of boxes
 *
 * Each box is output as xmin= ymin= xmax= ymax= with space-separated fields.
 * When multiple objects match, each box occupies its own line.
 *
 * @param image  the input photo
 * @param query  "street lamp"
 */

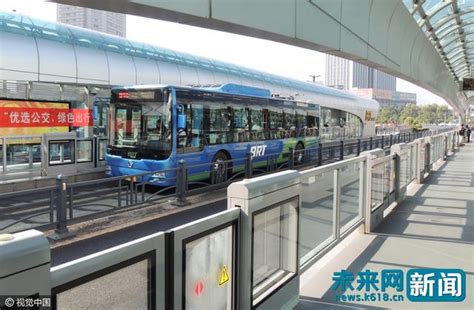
xmin=309 ymin=74 xmax=321 ymax=83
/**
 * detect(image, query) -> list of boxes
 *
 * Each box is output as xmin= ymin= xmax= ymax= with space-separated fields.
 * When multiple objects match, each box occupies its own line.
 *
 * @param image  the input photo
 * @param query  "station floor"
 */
xmin=297 ymin=142 xmax=474 ymax=309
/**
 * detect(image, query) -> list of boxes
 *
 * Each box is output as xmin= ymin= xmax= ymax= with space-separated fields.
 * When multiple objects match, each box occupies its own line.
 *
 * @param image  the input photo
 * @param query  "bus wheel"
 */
xmin=294 ymin=143 xmax=305 ymax=165
xmin=211 ymin=152 xmax=229 ymax=183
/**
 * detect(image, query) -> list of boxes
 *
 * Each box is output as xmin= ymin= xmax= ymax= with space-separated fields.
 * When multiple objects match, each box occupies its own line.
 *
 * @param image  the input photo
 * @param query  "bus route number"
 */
xmin=250 ymin=145 xmax=267 ymax=159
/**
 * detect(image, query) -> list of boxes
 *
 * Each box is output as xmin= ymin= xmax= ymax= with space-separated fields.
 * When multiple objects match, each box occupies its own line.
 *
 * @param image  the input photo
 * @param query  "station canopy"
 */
xmin=403 ymin=0 xmax=474 ymax=97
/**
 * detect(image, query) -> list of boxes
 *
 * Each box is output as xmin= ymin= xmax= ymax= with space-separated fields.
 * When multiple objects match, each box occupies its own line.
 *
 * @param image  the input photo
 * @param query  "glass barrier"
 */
xmin=77 ymin=140 xmax=93 ymax=163
xmin=339 ymin=162 xmax=361 ymax=232
xmin=400 ymin=151 xmax=409 ymax=188
xmin=371 ymin=158 xmax=391 ymax=211
xmin=49 ymin=139 xmax=75 ymax=165
xmin=371 ymin=162 xmax=384 ymax=210
xmin=252 ymin=197 xmax=298 ymax=304
xmin=55 ymin=256 xmax=151 ymax=309
xmin=300 ymin=171 xmax=335 ymax=264
xmin=184 ymin=225 xmax=234 ymax=309
xmin=410 ymin=145 xmax=417 ymax=182
xmin=99 ymin=138 xmax=108 ymax=161
xmin=4 ymin=136 xmax=41 ymax=172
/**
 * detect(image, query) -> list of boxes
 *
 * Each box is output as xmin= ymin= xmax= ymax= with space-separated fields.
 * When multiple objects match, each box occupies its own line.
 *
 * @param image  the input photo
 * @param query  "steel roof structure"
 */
xmin=403 ymin=0 xmax=474 ymax=97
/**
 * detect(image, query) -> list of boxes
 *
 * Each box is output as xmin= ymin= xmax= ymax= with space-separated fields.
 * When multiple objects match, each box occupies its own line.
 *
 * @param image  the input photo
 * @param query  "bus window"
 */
xmin=233 ymin=106 xmax=250 ymax=142
xmin=250 ymin=107 xmax=263 ymax=140
xmin=268 ymin=109 xmax=283 ymax=139
xmin=177 ymin=103 xmax=204 ymax=152
xmin=207 ymin=104 xmax=231 ymax=144
xmin=284 ymin=110 xmax=297 ymax=138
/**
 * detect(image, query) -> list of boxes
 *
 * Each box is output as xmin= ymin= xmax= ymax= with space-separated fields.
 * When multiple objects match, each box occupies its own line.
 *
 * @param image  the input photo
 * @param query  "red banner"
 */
xmin=0 ymin=107 xmax=93 ymax=127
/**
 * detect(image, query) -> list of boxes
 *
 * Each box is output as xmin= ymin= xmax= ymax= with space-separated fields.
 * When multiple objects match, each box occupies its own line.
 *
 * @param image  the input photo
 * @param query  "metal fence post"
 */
xmin=288 ymin=147 xmax=295 ymax=169
xmin=394 ymin=153 xmax=401 ymax=203
xmin=381 ymin=136 xmax=384 ymax=148
xmin=339 ymin=141 xmax=344 ymax=160
xmin=173 ymin=160 xmax=188 ymax=206
xmin=389 ymin=134 xmax=393 ymax=147
xmin=357 ymin=139 xmax=361 ymax=156
xmin=318 ymin=142 xmax=323 ymax=166
xmin=369 ymin=137 xmax=373 ymax=150
xmin=49 ymin=175 xmax=74 ymax=241
xmin=444 ymin=135 xmax=448 ymax=160
xmin=245 ymin=152 xmax=253 ymax=178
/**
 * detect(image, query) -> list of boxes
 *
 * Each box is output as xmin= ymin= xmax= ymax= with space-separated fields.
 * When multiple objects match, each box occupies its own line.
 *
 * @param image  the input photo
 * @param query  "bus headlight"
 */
xmin=151 ymin=172 xmax=166 ymax=182
xmin=105 ymin=165 xmax=112 ymax=175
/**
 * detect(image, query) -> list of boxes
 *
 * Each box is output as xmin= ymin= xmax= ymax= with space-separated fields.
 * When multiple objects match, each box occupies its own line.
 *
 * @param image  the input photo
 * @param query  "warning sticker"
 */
xmin=218 ymin=265 xmax=230 ymax=286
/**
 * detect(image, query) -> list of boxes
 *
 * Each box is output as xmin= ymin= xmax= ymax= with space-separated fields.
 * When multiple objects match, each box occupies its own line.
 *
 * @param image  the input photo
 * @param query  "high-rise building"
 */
xmin=57 ymin=4 xmax=126 ymax=38
xmin=325 ymin=55 xmax=351 ymax=90
xmin=325 ymin=55 xmax=396 ymax=91
xmin=326 ymin=55 xmax=411 ymax=106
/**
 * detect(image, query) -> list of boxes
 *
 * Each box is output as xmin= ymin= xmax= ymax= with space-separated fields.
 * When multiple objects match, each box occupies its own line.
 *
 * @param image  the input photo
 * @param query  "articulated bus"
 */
xmin=106 ymin=84 xmax=321 ymax=185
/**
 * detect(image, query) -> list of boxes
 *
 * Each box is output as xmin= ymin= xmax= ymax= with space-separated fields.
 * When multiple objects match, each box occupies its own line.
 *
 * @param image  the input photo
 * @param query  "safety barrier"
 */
xmin=0 ymin=130 xmax=460 ymax=309
xmin=0 ymin=129 xmax=455 ymax=236
xmin=0 ymin=135 xmax=107 ymax=176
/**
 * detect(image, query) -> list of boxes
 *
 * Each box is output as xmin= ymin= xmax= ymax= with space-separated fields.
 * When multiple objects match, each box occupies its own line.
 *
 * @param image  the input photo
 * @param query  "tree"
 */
xmin=400 ymin=103 xmax=418 ymax=124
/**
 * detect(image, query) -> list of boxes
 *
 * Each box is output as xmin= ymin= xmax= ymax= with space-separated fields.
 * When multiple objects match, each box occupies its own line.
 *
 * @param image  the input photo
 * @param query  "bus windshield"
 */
xmin=112 ymin=92 xmax=171 ymax=157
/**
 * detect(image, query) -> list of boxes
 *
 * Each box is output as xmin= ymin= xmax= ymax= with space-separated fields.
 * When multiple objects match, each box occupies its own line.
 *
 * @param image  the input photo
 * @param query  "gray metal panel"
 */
xmin=0 ymin=32 xmax=38 ymax=81
xmin=0 ymin=230 xmax=49 ymax=278
xmin=196 ymin=69 xmax=216 ymax=85
xmin=156 ymin=61 xmax=181 ymax=85
xmin=75 ymin=45 xmax=109 ymax=84
xmin=177 ymin=64 xmax=199 ymax=86
xmin=133 ymin=56 xmax=160 ymax=85
xmin=36 ymin=38 xmax=77 ymax=83
xmin=106 ymin=52 xmax=136 ymax=86
xmin=211 ymin=71 xmax=230 ymax=84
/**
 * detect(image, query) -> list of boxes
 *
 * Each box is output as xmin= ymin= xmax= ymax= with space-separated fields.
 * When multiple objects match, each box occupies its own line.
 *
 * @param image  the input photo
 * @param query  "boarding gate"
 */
xmin=0 ymin=130 xmax=457 ymax=309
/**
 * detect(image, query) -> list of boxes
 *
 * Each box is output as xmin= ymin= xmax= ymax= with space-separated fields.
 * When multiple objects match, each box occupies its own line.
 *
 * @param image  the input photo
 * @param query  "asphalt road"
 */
xmin=51 ymin=198 xmax=227 ymax=266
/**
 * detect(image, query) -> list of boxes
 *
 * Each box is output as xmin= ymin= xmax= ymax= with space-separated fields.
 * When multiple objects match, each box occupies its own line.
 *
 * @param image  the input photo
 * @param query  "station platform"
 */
xmin=298 ymin=142 xmax=474 ymax=309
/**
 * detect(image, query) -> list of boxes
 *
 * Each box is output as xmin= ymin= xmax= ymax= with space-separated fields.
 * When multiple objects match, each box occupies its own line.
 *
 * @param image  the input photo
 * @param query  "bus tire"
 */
xmin=211 ymin=151 xmax=230 ymax=183
xmin=294 ymin=142 xmax=305 ymax=164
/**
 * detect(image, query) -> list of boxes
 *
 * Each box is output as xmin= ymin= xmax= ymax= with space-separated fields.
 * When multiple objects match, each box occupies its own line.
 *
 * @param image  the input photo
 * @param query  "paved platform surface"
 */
xmin=298 ymin=143 xmax=474 ymax=309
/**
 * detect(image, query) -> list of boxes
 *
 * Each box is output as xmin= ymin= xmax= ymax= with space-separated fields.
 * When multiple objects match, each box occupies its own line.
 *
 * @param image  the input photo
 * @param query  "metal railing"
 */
xmin=0 ymin=129 xmax=456 ymax=234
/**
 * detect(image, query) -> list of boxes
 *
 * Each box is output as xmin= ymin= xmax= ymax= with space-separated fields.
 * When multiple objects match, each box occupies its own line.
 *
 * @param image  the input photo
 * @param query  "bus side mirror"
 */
xmin=178 ymin=114 xmax=186 ymax=130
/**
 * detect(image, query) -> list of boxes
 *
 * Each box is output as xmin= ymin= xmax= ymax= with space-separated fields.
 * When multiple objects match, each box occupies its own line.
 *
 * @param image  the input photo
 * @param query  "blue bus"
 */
xmin=105 ymin=84 xmax=320 ymax=185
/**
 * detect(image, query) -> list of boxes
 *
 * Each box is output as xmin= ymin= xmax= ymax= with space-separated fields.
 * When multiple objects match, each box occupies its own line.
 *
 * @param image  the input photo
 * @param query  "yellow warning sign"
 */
xmin=218 ymin=265 xmax=230 ymax=286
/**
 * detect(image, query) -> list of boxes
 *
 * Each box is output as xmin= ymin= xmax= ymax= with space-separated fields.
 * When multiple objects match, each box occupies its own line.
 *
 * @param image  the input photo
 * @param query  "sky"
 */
xmin=0 ymin=0 xmax=449 ymax=105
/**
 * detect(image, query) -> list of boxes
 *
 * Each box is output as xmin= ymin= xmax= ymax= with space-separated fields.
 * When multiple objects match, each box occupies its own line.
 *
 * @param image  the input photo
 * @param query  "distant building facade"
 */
xmin=325 ymin=55 xmax=351 ymax=90
xmin=57 ymin=4 xmax=126 ymax=37
xmin=326 ymin=55 xmax=412 ymax=106
xmin=351 ymin=88 xmax=417 ymax=107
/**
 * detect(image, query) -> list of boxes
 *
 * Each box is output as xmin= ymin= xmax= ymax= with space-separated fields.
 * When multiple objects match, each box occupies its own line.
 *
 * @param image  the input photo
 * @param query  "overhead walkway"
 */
xmin=298 ymin=142 xmax=474 ymax=309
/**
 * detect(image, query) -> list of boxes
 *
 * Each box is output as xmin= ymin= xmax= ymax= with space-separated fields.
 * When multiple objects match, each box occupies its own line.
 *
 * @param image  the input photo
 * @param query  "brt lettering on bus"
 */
xmin=250 ymin=145 xmax=267 ymax=158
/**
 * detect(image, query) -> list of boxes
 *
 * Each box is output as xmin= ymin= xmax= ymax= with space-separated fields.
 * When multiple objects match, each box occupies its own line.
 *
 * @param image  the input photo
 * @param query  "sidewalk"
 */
xmin=297 ymin=143 xmax=474 ymax=309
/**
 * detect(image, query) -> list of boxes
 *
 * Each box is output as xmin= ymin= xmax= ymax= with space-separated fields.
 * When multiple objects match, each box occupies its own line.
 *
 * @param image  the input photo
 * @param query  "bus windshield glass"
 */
xmin=111 ymin=89 xmax=171 ymax=157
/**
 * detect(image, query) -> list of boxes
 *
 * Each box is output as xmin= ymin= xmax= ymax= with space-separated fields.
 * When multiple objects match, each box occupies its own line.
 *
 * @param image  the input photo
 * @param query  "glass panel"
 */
xmin=252 ymin=197 xmax=298 ymax=305
xmin=400 ymin=152 xmax=409 ymax=188
xmin=99 ymin=139 xmax=107 ymax=161
xmin=185 ymin=225 xmax=234 ymax=310
xmin=77 ymin=140 xmax=92 ymax=163
xmin=410 ymin=145 xmax=417 ymax=182
xmin=300 ymin=171 xmax=335 ymax=264
xmin=5 ymin=137 xmax=41 ymax=171
xmin=49 ymin=140 xmax=74 ymax=165
xmin=429 ymin=5 xmax=452 ymax=26
xmin=422 ymin=0 xmax=440 ymax=14
xmin=56 ymin=259 xmax=149 ymax=309
xmin=339 ymin=162 xmax=361 ymax=231
xmin=371 ymin=162 xmax=385 ymax=210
